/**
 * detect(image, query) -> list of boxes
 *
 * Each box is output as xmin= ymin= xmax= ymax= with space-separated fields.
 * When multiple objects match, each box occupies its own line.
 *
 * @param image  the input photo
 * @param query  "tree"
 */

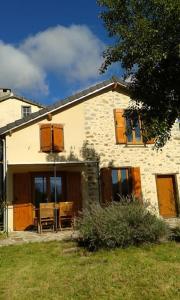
xmin=98 ymin=0 xmax=180 ymax=148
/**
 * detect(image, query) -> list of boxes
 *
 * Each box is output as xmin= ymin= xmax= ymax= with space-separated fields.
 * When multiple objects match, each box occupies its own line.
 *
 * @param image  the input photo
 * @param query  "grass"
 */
xmin=0 ymin=241 xmax=179 ymax=300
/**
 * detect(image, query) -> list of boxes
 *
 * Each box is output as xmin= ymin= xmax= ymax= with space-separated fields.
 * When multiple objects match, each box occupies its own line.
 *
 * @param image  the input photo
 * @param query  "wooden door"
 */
xmin=13 ymin=173 xmax=33 ymax=230
xmin=66 ymin=172 xmax=82 ymax=215
xmin=156 ymin=175 xmax=178 ymax=217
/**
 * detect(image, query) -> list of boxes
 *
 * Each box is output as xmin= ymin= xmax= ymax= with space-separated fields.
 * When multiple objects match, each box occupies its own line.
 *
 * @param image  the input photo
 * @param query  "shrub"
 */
xmin=76 ymin=199 xmax=169 ymax=250
xmin=170 ymin=226 xmax=180 ymax=242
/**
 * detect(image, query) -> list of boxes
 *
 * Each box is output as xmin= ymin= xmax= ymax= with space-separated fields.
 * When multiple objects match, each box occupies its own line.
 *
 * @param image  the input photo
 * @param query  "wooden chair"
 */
xmin=38 ymin=202 xmax=55 ymax=233
xmin=59 ymin=202 xmax=74 ymax=230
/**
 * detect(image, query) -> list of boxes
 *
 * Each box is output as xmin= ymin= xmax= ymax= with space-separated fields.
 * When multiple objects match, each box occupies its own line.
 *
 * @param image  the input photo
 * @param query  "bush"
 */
xmin=77 ymin=199 xmax=169 ymax=250
xmin=170 ymin=226 xmax=180 ymax=242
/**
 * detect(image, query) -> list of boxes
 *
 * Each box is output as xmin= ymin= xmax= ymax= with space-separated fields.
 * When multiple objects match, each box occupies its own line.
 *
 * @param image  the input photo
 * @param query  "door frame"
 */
xmin=155 ymin=173 xmax=180 ymax=218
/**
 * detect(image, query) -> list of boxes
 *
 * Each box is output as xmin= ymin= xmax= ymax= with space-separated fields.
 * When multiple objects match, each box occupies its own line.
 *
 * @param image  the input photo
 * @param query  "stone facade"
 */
xmin=84 ymin=88 xmax=180 ymax=220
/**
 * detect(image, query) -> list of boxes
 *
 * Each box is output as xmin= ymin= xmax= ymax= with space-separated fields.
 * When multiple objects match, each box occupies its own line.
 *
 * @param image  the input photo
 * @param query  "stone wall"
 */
xmin=85 ymin=162 xmax=99 ymax=204
xmin=84 ymin=88 xmax=180 ymax=218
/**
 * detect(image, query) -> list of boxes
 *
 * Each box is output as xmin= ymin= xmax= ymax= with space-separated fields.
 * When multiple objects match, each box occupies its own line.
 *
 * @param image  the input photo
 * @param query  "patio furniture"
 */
xmin=38 ymin=202 xmax=55 ymax=233
xmin=59 ymin=202 xmax=74 ymax=230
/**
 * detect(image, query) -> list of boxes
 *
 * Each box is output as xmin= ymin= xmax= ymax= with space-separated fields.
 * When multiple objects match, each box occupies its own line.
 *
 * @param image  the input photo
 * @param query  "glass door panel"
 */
xmin=34 ymin=176 xmax=47 ymax=207
xmin=112 ymin=169 xmax=120 ymax=201
xmin=50 ymin=176 xmax=63 ymax=202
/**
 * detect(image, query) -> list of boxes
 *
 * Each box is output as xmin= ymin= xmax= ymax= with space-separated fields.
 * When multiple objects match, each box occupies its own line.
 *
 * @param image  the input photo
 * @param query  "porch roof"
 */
xmin=7 ymin=160 xmax=98 ymax=166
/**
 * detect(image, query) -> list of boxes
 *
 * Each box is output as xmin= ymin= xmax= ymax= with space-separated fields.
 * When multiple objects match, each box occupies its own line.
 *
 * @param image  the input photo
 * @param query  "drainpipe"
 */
xmin=96 ymin=161 xmax=101 ymax=204
xmin=0 ymin=138 xmax=3 ymax=231
xmin=4 ymin=137 xmax=8 ymax=236
xmin=0 ymin=137 xmax=7 ymax=235
xmin=54 ymin=160 xmax=58 ymax=232
xmin=3 ymin=137 xmax=8 ymax=236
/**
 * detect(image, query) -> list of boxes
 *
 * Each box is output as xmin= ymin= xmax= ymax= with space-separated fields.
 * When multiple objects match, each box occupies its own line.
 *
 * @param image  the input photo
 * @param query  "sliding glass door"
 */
xmin=33 ymin=174 xmax=64 ymax=208
xmin=50 ymin=176 xmax=63 ymax=202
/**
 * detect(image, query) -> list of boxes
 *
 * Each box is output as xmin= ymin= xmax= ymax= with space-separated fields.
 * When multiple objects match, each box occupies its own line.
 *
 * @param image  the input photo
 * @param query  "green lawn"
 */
xmin=0 ymin=241 xmax=179 ymax=300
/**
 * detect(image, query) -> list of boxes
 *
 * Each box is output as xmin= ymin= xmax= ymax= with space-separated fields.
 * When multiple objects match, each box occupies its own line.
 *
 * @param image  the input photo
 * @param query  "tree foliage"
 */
xmin=98 ymin=0 xmax=180 ymax=147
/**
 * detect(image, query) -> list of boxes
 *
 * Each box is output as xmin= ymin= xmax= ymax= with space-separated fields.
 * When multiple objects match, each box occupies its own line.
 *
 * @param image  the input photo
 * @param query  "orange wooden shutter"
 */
xmin=53 ymin=124 xmax=64 ymax=152
xmin=131 ymin=167 xmax=142 ymax=200
xmin=40 ymin=124 xmax=52 ymax=152
xmin=100 ymin=168 xmax=112 ymax=204
xmin=13 ymin=173 xmax=31 ymax=204
xmin=114 ymin=109 xmax=126 ymax=144
xmin=142 ymin=126 xmax=154 ymax=144
xmin=66 ymin=172 xmax=82 ymax=215
xmin=146 ymin=138 xmax=154 ymax=144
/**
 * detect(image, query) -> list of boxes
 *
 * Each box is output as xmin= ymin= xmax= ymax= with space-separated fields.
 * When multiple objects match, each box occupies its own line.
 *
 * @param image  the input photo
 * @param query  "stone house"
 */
xmin=0 ymin=77 xmax=179 ymax=231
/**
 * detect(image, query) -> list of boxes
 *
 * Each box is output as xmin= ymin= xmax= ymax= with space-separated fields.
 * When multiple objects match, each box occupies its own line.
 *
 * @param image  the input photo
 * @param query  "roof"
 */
xmin=0 ymin=77 xmax=128 ymax=136
xmin=0 ymin=93 xmax=44 ymax=108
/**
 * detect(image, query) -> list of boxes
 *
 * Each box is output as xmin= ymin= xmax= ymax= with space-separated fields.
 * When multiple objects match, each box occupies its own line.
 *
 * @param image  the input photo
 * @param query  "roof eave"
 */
xmin=0 ymin=79 xmax=128 ymax=136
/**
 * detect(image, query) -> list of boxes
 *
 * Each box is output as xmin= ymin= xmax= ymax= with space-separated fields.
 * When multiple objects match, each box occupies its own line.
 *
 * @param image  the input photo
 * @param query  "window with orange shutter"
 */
xmin=40 ymin=124 xmax=64 ymax=152
xmin=114 ymin=109 xmax=153 ymax=145
xmin=112 ymin=168 xmax=132 ymax=200
xmin=101 ymin=167 xmax=142 ymax=202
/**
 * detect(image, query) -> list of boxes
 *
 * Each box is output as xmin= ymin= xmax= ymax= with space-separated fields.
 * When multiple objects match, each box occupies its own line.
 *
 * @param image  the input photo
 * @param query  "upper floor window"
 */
xmin=40 ymin=124 xmax=64 ymax=153
xmin=114 ymin=109 xmax=153 ymax=145
xmin=22 ymin=106 xmax=31 ymax=118
xmin=126 ymin=113 xmax=142 ymax=144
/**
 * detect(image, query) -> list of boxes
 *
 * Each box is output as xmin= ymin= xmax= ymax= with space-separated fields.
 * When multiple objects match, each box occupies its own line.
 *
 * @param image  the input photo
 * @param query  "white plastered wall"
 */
xmin=5 ymin=101 xmax=86 ymax=231
xmin=0 ymin=98 xmax=41 ymax=127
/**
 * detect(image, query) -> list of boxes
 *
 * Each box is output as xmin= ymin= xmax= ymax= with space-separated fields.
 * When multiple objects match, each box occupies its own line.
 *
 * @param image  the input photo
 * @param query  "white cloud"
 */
xmin=21 ymin=25 xmax=104 ymax=81
xmin=0 ymin=41 xmax=48 ymax=95
xmin=0 ymin=25 xmax=104 ymax=96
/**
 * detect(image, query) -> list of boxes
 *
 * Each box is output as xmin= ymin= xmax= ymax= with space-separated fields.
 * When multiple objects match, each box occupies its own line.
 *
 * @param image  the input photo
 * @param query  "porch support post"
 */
xmin=54 ymin=161 xmax=58 ymax=232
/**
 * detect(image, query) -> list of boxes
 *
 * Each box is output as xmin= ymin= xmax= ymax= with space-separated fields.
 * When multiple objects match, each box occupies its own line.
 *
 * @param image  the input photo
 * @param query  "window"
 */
xmin=40 ymin=124 xmax=64 ymax=152
xmin=112 ymin=168 xmax=132 ymax=201
xmin=125 ymin=113 xmax=142 ymax=144
xmin=100 ymin=167 xmax=142 ymax=204
xmin=22 ymin=106 xmax=31 ymax=118
xmin=114 ymin=109 xmax=154 ymax=145
xmin=34 ymin=174 xmax=64 ymax=208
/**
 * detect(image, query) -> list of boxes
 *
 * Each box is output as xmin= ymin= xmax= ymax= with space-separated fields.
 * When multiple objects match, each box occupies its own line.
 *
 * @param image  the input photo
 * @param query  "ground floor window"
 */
xmin=100 ymin=166 xmax=141 ymax=204
xmin=33 ymin=173 xmax=64 ymax=207
xmin=112 ymin=168 xmax=132 ymax=201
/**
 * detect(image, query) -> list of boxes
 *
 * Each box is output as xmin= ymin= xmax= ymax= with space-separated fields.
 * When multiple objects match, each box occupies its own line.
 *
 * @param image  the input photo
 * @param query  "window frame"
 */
xmin=32 ymin=172 xmax=66 ymax=207
xmin=111 ymin=167 xmax=132 ymax=200
xmin=21 ymin=105 xmax=31 ymax=118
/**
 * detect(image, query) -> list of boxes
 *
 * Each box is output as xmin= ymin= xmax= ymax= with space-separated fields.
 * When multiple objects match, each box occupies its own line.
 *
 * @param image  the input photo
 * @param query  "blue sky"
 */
xmin=0 ymin=0 xmax=123 ymax=104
